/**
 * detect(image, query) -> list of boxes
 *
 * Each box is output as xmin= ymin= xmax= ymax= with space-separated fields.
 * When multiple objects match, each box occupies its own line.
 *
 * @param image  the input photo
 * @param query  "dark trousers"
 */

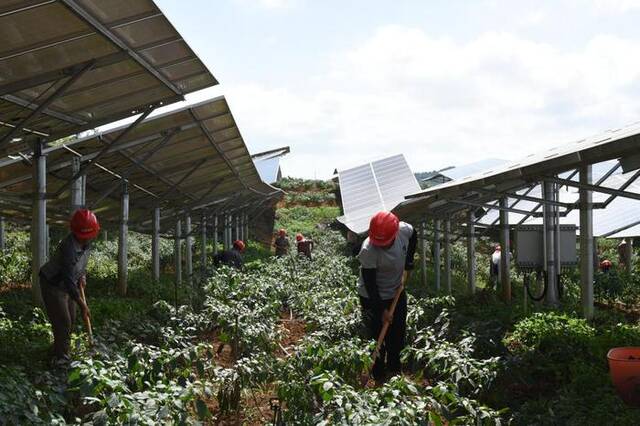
xmin=40 ymin=277 xmax=77 ymax=359
xmin=360 ymin=291 xmax=407 ymax=380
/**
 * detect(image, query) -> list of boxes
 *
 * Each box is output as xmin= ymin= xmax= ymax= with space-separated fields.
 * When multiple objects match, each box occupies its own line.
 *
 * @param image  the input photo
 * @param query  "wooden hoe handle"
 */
xmin=80 ymin=286 xmax=93 ymax=346
xmin=371 ymin=271 xmax=408 ymax=362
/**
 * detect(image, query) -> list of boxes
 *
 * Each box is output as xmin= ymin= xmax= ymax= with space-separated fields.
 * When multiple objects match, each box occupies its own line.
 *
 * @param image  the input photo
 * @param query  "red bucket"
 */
xmin=607 ymin=347 xmax=640 ymax=406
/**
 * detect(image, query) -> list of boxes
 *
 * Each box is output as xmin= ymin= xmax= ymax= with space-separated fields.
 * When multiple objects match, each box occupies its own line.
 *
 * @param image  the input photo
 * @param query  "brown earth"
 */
xmin=0 ymin=282 xmax=30 ymax=294
xmin=595 ymin=300 xmax=640 ymax=321
xmin=202 ymin=311 xmax=306 ymax=425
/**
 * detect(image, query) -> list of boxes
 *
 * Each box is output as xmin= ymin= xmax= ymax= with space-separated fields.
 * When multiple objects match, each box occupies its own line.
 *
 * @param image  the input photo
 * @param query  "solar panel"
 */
xmin=254 ymin=156 xmax=281 ymax=184
xmin=337 ymin=154 xmax=421 ymax=233
xmin=0 ymin=0 xmax=217 ymax=156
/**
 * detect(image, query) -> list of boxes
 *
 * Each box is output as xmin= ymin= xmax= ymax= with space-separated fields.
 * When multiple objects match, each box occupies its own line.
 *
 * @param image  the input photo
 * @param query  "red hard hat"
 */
xmin=70 ymin=209 xmax=100 ymax=240
xmin=233 ymin=240 xmax=246 ymax=252
xmin=278 ymin=229 xmax=286 ymax=237
xmin=296 ymin=233 xmax=303 ymax=242
xmin=368 ymin=211 xmax=399 ymax=247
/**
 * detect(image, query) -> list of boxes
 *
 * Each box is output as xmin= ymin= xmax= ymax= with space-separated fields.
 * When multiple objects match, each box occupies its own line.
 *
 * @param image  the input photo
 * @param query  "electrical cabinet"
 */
xmin=515 ymin=225 xmax=577 ymax=269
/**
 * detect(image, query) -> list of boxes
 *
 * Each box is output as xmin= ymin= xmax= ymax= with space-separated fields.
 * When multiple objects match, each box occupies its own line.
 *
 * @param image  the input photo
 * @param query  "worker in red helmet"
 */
xmin=39 ymin=209 xmax=100 ymax=362
xmin=600 ymin=259 xmax=613 ymax=273
xmin=274 ymin=228 xmax=290 ymax=257
xmin=490 ymin=244 xmax=501 ymax=289
xmin=357 ymin=211 xmax=417 ymax=384
xmin=213 ymin=239 xmax=245 ymax=270
xmin=295 ymin=233 xmax=315 ymax=260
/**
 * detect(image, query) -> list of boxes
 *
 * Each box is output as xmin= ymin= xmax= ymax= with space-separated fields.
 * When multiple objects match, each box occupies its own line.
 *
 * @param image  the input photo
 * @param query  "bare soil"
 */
xmin=0 ymin=282 xmax=30 ymax=294
xmin=595 ymin=300 xmax=640 ymax=321
xmin=203 ymin=311 xmax=306 ymax=425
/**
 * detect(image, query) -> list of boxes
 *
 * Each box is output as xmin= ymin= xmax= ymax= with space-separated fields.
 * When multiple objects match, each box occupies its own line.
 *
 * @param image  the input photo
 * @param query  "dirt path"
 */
xmin=202 ymin=311 xmax=307 ymax=425
xmin=595 ymin=300 xmax=640 ymax=321
xmin=276 ymin=310 xmax=306 ymax=358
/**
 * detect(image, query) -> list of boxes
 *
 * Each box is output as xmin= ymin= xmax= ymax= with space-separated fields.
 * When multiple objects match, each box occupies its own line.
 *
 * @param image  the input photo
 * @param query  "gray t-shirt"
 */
xmin=40 ymin=234 xmax=90 ymax=302
xmin=357 ymin=222 xmax=413 ymax=300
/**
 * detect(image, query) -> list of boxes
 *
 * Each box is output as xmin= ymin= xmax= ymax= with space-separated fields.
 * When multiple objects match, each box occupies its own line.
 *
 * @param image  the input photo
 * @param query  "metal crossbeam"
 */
xmin=545 ymin=176 xmax=640 ymax=201
xmin=515 ymin=169 xmax=579 ymax=226
xmin=51 ymin=106 xmax=154 ymax=198
xmin=158 ymin=158 xmax=208 ymax=199
xmin=188 ymin=109 xmax=250 ymax=190
xmin=487 ymin=185 xmax=537 ymax=226
xmin=58 ymin=144 xmax=160 ymax=201
xmin=112 ymin=150 xmax=196 ymax=203
xmin=602 ymin=169 xmax=640 ymax=207
xmin=1 ymin=94 xmax=87 ymax=125
xmin=0 ymin=60 xmax=95 ymax=148
xmin=0 ymin=1 xmax=54 ymax=17
xmin=0 ymin=131 xmax=175 ymax=190
xmin=89 ymin=129 xmax=181 ymax=208
xmin=449 ymin=199 xmax=537 ymax=216
xmin=600 ymin=219 xmax=640 ymax=239
xmin=477 ymin=187 xmax=573 ymax=208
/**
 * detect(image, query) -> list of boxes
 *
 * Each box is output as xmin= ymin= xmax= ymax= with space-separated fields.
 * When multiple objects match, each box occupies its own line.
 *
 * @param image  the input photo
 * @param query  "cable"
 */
xmin=524 ymin=270 xmax=547 ymax=302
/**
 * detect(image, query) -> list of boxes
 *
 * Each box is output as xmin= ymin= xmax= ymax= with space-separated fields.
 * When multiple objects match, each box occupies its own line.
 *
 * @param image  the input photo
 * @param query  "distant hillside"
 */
xmin=272 ymin=177 xmax=337 ymax=207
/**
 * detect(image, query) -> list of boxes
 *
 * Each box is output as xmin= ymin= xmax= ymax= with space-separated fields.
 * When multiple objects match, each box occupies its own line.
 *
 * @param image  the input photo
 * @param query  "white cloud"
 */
xmin=224 ymin=26 xmax=640 ymax=179
xmin=590 ymin=0 xmax=640 ymax=12
xmin=235 ymin=0 xmax=297 ymax=9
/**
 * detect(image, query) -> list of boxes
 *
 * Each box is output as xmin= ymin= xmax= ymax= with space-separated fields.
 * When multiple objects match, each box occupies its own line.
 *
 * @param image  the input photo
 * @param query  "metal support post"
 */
xmin=213 ymin=215 xmax=218 ymax=254
xmin=543 ymin=181 xmax=559 ymax=305
xmin=221 ymin=214 xmax=227 ymax=250
xmin=499 ymin=197 xmax=511 ymax=302
xmin=31 ymin=140 xmax=46 ymax=305
xmin=45 ymin=224 xmax=50 ymax=261
xmin=0 ymin=216 xmax=5 ymax=252
xmin=235 ymin=214 xmax=241 ymax=241
xmin=229 ymin=214 xmax=233 ymax=245
xmin=226 ymin=214 xmax=232 ymax=249
xmin=221 ymin=214 xmax=226 ymax=249
xmin=625 ymin=239 xmax=633 ymax=274
xmin=174 ymin=219 xmax=182 ymax=308
xmin=467 ymin=211 xmax=476 ymax=294
xmin=580 ymin=165 xmax=594 ymax=319
xmin=554 ymin=184 xmax=562 ymax=287
xmin=231 ymin=214 xmax=235 ymax=243
xmin=70 ymin=156 xmax=85 ymax=213
xmin=201 ymin=214 xmax=207 ymax=277
xmin=244 ymin=212 xmax=249 ymax=241
xmin=444 ymin=219 xmax=452 ymax=294
xmin=434 ymin=219 xmax=441 ymax=293
xmin=152 ymin=207 xmax=160 ymax=282
xmin=185 ymin=214 xmax=193 ymax=288
xmin=420 ymin=221 xmax=427 ymax=288
xmin=117 ymin=182 xmax=129 ymax=296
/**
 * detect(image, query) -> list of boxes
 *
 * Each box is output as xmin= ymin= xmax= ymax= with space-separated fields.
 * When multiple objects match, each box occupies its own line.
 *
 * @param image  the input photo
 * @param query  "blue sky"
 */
xmin=155 ymin=0 xmax=640 ymax=178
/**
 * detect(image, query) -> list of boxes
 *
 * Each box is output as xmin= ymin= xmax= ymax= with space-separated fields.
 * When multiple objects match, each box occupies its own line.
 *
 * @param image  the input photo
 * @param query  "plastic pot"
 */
xmin=607 ymin=347 xmax=640 ymax=406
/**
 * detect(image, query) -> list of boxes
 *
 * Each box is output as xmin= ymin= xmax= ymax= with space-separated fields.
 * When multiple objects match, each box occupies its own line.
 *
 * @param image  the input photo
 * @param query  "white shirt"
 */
xmin=357 ymin=221 xmax=413 ymax=300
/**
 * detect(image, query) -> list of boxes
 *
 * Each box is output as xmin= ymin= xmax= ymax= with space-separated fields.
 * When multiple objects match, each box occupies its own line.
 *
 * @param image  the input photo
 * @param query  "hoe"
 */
xmin=361 ymin=271 xmax=407 ymax=386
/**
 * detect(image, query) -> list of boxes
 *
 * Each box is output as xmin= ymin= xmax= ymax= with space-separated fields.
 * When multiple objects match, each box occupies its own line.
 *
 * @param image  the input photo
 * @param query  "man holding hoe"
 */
xmin=40 ymin=209 xmax=100 ymax=363
xmin=357 ymin=211 xmax=417 ymax=384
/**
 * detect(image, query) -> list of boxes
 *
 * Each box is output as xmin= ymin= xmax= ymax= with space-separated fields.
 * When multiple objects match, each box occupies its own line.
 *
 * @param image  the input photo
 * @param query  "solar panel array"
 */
xmin=396 ymin=120 xmax=640 ymax=240
xmin=0 ymin=0 xmax=282 ymax=234
xmin=0 ymin=96 xmax=281 ymax=232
